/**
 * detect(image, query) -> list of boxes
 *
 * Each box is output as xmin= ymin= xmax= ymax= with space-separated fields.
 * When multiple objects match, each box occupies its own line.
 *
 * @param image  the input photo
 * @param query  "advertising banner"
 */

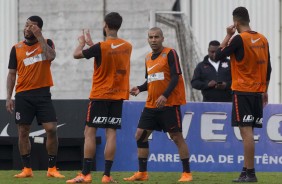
xmin=1 ymin=100 xmax=282 ymax=172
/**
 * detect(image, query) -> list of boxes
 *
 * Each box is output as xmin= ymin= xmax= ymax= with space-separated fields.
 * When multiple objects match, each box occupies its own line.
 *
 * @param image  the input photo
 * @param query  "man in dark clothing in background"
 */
xmin=191 ymin=40 xmax=232 ymax=102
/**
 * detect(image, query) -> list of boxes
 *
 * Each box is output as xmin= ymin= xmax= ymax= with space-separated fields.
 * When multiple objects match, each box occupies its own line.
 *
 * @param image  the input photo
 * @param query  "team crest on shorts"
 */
xmin=16 ymin=112 xmax=21 ymax=120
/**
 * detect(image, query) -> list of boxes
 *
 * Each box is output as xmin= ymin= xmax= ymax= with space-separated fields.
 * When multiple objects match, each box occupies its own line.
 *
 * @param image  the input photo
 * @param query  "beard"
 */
xmin=103 ymin=28 xmax=106 ymax=37
xmin=24 ymin=30 xmax=36 ymax=40
xmin=24 ymin=34 xmax=36 ymax=40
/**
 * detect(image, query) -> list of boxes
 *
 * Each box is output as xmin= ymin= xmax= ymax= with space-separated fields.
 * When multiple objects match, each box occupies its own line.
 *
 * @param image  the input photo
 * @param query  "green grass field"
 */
xmin=1 ymin=171 xmax=281 ymax=184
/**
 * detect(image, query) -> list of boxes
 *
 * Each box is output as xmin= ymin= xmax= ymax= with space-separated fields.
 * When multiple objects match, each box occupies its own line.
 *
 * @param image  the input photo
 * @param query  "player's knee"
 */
xmin=45 ymin=126 xmax=57 ymax=136
xmin=18 ymin=124 xmax=31 ymax=138
xmin=169 ymin=132 xmax=183 ymax=145
xmin=136 ymin=130 xmax=149 ymax=148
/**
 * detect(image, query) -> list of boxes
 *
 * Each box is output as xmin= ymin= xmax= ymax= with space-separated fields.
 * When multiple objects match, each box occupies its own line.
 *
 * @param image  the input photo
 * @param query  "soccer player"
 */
xmin=6 ymin=16 xmax=64 ymax=178
xmin=66 ymin=12 xmax=132 ymax=183
xmin=215 ymin=7 xmax=271 ymax=182
xmin=123 ymin=27 xmax=192 ymax=182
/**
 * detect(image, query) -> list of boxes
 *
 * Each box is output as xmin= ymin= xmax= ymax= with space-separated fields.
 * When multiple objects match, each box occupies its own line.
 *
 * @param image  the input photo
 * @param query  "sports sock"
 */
xmin=48 ymin=155 xmax=57 ymax=168
xmin=240 ymin=167 xmax=247 ymax=177
xmin=21 ymin=153 xmax=31 ymax=168
xmin=103 ymin=160 xmax=113 ymax=177
xmin=246 ymin=168 xmax=256 ymax=177
xmin=82 ymin=158 xmax=93 ymax=175
xmin=138 ymin=158 xmax=147 ymax=172
xmin=181 ymin=158 xmax=191 ymax=173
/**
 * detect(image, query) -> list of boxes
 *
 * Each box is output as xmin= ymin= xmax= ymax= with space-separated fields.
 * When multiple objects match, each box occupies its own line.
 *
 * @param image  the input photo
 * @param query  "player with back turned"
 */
xmin=215 ymin=7 xmax=271 ymax=182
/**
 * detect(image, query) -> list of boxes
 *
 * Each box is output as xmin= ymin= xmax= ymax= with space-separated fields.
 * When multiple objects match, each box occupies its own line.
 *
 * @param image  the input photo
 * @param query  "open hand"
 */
xmin=84 ymin=29 xmax=94 ymax=46
xmin=78 ymin=29 xmax=86 ymax=46
xmin=30 ymin=25 xmax=43 ymax=38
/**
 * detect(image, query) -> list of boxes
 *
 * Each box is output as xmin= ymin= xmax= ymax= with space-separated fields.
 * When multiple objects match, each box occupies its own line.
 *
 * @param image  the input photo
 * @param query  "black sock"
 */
xmin=103 ymin=160 xmax=113 ymax=177
xmin=21 ymin=154 xmax=31 ymax=168
xmin=82 ymin=158 xmax=93 ymax=175
xmin=138 ymin=158 xmax=147 ymax=172
xmin=240 ymin=167 xmax=247 ymax=177
xmin=48 ymin=155 xmax=57 ymax=168
xmin=181 ymin=158 xmax=190 ymax=173
xmin=246 ymin=168 xmax=256 ymax=177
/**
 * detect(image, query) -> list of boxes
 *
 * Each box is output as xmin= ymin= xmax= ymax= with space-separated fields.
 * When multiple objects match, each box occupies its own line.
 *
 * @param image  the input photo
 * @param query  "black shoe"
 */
xmin=245 ymin=175 xmax=258 ymax=182
xmin=232 ymin=175 xmax=246 ymax=182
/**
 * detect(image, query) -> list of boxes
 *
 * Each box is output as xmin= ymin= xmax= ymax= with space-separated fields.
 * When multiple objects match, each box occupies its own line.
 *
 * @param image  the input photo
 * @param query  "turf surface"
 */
xmin=1 ymin=171 xmax=281 ymax=184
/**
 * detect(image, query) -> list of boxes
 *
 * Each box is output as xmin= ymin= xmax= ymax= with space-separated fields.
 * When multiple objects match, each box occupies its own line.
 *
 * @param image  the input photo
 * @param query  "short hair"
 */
xmin=232 ymin=7 xmax=250 ymax=25
xmin=148 ymin=27 xmax=163 ymax=37
xmin=104 ymin=12 xmax=122 ymax=30
xmin=28 ymin=15 xmax=43 ymax=29
xmin=209 ymin=40 xmax=220 ymax=47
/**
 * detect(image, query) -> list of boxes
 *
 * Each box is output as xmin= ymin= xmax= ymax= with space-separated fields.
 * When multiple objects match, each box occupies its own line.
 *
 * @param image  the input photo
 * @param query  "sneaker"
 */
xmin=14 ymin=167 xmax=33 ymax=178
xmin=102 ymin=175 xmax=118 ymax=183
xmin=66 ymin=173 xmax=92 ymax=183
xmin=232 ymin=175 xmax=246 ymax=182
xmin=245 ymin=175 xmax=258 ymax=182
xmin=47 ymin=166 xmax=65 ymax=178
xmin=178 ymin=172 xmax=193 ymax=182
xmin=123 ymin=171 xmax=148 ymax=181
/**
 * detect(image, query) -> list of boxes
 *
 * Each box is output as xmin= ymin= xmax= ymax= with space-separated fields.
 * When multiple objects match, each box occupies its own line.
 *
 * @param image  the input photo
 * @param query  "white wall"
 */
xmin=0 ymin=0 xmax=18 ymax=99
xmin=14 ymin=0 xmax=175 ymax=100
xmin=181 ymin=0 xmax=281 ymax=103
xmin=1 ymin=0 xmax=280 ymax=103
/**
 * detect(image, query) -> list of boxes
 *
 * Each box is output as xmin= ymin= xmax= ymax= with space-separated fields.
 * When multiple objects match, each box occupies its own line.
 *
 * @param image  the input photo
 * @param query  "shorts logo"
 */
xmin=16 ymin=112 xmax=21 ymax=120
xmin=243 ymin=115 xmax=254 ymax=123
xmin=256 ymin=118 xmax=263 ymax=124
xmin=92 ymin=116 xmax=121 ymax=125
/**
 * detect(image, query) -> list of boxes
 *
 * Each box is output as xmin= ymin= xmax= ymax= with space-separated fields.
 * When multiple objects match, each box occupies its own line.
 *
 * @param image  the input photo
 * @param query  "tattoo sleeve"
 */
xmin=37 ymin=37 xmax=56 ymax=61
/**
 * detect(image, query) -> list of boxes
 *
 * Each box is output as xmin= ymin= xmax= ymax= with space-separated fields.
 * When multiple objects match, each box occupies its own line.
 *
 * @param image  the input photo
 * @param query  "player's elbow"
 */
xmin=73 ymin=52 xmax=84 ymax=59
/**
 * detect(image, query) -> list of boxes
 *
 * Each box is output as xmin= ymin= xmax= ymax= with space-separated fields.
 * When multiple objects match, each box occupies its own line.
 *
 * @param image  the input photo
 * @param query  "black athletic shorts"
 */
xmin=138 ymin=106 xmax=182 ymax=132
xmin=15 ymin=95 xmax=57 ymax=125
xmin=232 ymin=91 xmax=263 ymax=128
xmin=86 ymin=100 xmax=123 ymax=129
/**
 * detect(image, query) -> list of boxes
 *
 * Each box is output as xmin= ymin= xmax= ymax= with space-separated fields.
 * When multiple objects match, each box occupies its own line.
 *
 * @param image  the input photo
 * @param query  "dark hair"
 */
xmin=104 ymin=12 xmax=122 ymax=30
xmin=209 ymin=40 xmax=220 ymax=47
xmin=28 ymin=15 xmax=43 ymax=29
xmin=232 ymin=7 xmax=250 ymax=25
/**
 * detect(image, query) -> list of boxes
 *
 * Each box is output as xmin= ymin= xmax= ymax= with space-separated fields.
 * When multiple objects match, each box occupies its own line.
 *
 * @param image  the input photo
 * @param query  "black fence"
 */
xmin=0 ymin=100 xmax=101 ymax=170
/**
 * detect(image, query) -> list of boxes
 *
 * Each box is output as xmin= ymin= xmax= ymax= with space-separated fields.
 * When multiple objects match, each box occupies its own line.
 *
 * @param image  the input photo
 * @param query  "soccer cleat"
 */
xmin=47 ymin=166 xmax=65 ymax=178
xmin=102 ymin=175 xmax=118 ymax=183
xmin=66 ymin=173 xmax=92 ymax=183
xmin=245 ymin=175 xmax=258 ymax=182
xmin=232 ymin=175 xmax=246 ymax=182
xmin=123 ymin=171 xmax=148 ymax=181
xmin=178 ymin=172 xmax=193 ymax=182
xmin=14 ymin=167 xmax=33 ymax=178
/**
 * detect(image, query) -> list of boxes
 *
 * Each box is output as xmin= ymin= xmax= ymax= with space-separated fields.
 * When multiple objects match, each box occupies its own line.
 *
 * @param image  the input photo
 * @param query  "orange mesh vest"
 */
xmin=230 ymin=32 xmax=269 ymax=92
xmin=145 ymin=47 xmax=186 ymax=108
xmin=15 ymin=41 xmax=53 ymax=93
xmin=89 ymin=38 xmax=132 ymax=100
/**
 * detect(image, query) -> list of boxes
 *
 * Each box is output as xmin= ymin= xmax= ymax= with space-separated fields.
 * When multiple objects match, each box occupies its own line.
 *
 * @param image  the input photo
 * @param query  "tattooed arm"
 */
xmin=30 ymin=25 xmax=56 ymax=61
